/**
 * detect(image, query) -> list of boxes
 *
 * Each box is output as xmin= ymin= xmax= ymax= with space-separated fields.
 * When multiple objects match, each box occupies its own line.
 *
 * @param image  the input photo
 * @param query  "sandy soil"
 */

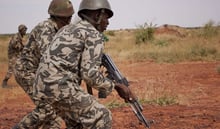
xmin=0 ymin=61 xmax=220 ymax=129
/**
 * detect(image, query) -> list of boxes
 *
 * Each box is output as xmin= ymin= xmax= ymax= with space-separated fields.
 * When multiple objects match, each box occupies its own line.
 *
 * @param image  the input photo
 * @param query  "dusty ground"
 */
xmin=0 ymin=61 xmax=220 ymax=129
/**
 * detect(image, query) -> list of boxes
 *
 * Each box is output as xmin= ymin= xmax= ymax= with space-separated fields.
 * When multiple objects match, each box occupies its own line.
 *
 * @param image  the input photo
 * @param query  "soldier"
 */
xmin=13 ymin=0 xmax=74 ymax=128
xmin=1 ymin=24 xmax=27 ymax=88
xmin=25 ymin=0 xmax=135 ymax=128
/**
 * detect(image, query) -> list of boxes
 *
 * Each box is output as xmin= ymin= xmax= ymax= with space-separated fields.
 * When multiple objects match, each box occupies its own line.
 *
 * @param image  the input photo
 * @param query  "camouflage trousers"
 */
xmin=14 ymin=67 xmax=62 ymax=128
xmin=33 ymin=89 xmax=112 ymax=129
xmin=16 ymin=99 xmax=62 ymax=129
xmin=14 ymin=67 xmax=35 ymax=98
xmin=3 ymin=56 xmax=16 ymax=80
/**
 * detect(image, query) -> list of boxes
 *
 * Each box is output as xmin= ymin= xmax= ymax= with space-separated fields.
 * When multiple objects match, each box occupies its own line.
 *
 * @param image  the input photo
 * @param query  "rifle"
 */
xmin=101 ymin=53 xmax=152 ymax=128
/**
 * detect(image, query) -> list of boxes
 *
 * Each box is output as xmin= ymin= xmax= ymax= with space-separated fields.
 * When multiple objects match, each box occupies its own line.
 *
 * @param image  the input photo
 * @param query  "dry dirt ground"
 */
xmin=0 ymin=61 xmax=220 ymax=129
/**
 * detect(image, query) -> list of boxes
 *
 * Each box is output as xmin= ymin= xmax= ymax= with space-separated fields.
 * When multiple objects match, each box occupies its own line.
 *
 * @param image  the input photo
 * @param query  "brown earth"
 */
xmin=0 ymin=61 xmax=220 ymax=129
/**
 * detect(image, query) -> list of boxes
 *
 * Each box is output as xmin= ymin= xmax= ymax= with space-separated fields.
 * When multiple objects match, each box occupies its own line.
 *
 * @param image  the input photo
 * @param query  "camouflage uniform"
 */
xmin=13 ymin=0 xmax=75 ymax=128
xmin=15 ymin=18 xmax=58 ymax=98
xmin=31 ymin=20 xmax=115 ymax=129
xmin=2 ymin=32 xmax=25 ymax=87
xmin=14 ymin=19 xmax=62 ymax=129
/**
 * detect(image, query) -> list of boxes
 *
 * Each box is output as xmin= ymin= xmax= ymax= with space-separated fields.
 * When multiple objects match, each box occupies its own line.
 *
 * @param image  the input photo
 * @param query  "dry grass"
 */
xmin=0 ymin=35 xmax=10 ymax=62
xmin=105 ymin=26 xmax=220 ymax=63
xmin=0 ymin=26 xmax=220 ymax=106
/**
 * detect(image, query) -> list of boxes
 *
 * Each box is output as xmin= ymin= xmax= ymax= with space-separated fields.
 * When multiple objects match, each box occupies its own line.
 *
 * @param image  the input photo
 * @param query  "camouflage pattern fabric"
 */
xmin=17 ymin=99 xmax=62 ymax=129
xmin=15 ymin=18 xmax=58 ymax=95
xmin=14 ymin=18 xmax=62 ymax=128
xmin=4 ymin=32 xmax=24 ymax=80
xmin=32 ymin=20 xmax=115 ymax=128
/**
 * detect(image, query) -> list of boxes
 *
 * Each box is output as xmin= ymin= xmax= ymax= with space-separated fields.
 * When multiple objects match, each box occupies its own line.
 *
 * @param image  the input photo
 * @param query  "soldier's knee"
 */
xmin=95 ymin=107 xmax=112 ymax=129
xmin=102 ymin=107 xmax=112 ymax=120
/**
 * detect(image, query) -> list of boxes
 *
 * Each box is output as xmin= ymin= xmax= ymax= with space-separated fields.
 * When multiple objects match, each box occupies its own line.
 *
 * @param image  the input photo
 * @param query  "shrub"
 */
xmin=200 ymin=20 xmax=218 ymax=38
xmin=135 ymin=22 xmax=156 ymax=44
xmin=153 ymin=96 xmax=178 ymax=106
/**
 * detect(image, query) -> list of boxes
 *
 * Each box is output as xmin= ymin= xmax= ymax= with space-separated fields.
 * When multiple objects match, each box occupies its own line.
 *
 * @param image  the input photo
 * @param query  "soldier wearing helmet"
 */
xmin=12 ymin=0 xmax=74 ymax=128
xmin=78 ymin=0 xmax=113 ymax=32
xmin=26 ymin=0 xmax=135 ymax=128
xmin=18 ymin=24 xmax=27 ymax=33
xmin=1 ymin=24 xmax=27 ymax=88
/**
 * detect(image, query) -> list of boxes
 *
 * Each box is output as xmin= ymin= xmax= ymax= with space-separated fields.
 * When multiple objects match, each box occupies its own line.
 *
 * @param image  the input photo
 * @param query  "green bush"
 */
xmin=200 ymin=20 xmax=218 ymax=38
xmin=135 ymin=22 xmax=156 ymax=44
xmin=153 ymin=96 xmax=177 ymax=106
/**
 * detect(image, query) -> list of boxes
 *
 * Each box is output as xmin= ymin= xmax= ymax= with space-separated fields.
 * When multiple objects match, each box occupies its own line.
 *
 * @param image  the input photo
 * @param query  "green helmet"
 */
xmin=48 ymin=0 xmax=74 ymax=17
xmin=78 ymin=0 xmax=113 ymax=18
xmin=18 ymin=24 xmax=27 ymax=32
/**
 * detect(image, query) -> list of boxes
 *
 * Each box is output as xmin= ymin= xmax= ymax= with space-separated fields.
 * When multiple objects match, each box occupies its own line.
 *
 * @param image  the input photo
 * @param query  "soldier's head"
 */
xmin=48 ymin=0 xmax=74 ymax=29
xmin=18 ymin=24 xmax=27 ymax=36
xmin=78 ymin=0 xmax=113 ymax=32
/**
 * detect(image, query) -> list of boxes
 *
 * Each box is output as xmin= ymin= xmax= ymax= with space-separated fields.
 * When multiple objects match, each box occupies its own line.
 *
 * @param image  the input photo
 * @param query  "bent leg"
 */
xmin=17 ymin=101 xmax=62 ymax=129
xmin=56 ymin=91 xmax=112 ymax=129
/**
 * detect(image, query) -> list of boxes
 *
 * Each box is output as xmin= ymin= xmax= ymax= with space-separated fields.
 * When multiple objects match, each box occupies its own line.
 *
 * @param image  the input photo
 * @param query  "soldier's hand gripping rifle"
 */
xmin=101 ymin=53 xmax=152 ymax=128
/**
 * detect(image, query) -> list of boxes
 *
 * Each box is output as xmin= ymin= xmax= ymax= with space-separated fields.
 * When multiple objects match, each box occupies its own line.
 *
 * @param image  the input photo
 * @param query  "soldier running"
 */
xmin=1 ymin=24 xmax=27 ymax=88
xmin=12 ymin=0 xmax=74 ymax=128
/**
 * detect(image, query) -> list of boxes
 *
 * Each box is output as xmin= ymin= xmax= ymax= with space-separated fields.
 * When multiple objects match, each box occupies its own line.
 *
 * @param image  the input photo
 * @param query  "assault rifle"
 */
xmin=101 ymin=53 xmax=152 ymax=128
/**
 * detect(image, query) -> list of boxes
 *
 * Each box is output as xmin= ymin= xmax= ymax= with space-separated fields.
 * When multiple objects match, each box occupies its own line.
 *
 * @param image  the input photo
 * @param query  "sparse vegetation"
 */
xmin=199 ymin=20 xmax=219 ymax=38
xmin=152 ymin=96 xmax=178 ymax=106
xmin=135 ymin=22 xmax=156 ymax=44
xmin=105 ymin=30 xmax=116 ymax=37
xmin=105 ymin=22 xmax=220 ymax=63
xmin=105 ymin=100 xmax=127 ymax=109
xmin=105 ymin=95 xmax=178 ymax=109
xmin=0 ymin=36 xmax=10 ymax=62
xmin=138 ymin=95 xmax=178 ymax=106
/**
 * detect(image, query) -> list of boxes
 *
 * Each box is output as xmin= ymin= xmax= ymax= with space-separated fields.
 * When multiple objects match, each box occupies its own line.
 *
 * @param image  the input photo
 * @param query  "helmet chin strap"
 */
xmin=96 ymin=9 xmax=105 ymax=31
xmin=97 ymin=9 xmax=105 ymax=24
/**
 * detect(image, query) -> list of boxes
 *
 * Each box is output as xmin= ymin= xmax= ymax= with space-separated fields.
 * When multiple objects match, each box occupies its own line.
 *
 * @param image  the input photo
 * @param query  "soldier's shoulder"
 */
xmin=10 ymin=33 xmax=20 ymax=40
xmin=33 ymin=19 xmax=54 ymax=30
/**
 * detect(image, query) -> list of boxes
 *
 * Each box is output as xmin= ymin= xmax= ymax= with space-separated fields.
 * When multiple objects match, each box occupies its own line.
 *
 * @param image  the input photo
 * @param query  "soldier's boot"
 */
xmin=12 ymin=124 xmax=20 ymax=129
xmin=1 ymin=78 xmax=9 ymax=88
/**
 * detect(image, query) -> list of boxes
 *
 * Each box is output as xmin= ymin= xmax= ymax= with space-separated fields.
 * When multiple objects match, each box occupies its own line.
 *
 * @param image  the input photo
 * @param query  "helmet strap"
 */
xmin=96 ymin=9 xmax=105 ymax=31
xmin=97 ymin=9 xmax=105 ymax=24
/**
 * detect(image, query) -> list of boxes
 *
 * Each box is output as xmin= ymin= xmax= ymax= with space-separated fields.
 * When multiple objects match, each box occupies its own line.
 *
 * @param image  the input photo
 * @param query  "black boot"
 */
xmin=12 ymin=124 xmax=20 ymax=129
xmin=1 ymin=79 xmax=9 ymax=88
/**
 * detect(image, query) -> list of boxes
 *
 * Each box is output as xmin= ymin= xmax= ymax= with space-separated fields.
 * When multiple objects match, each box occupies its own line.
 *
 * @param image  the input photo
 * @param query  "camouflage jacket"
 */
xmin=8 ymin=32 xmax=24 ymax=59
xmin=16 ymin=18 xmax=58 ymax=75
xmin=34 ymin=20 xmax=114 ymax=99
